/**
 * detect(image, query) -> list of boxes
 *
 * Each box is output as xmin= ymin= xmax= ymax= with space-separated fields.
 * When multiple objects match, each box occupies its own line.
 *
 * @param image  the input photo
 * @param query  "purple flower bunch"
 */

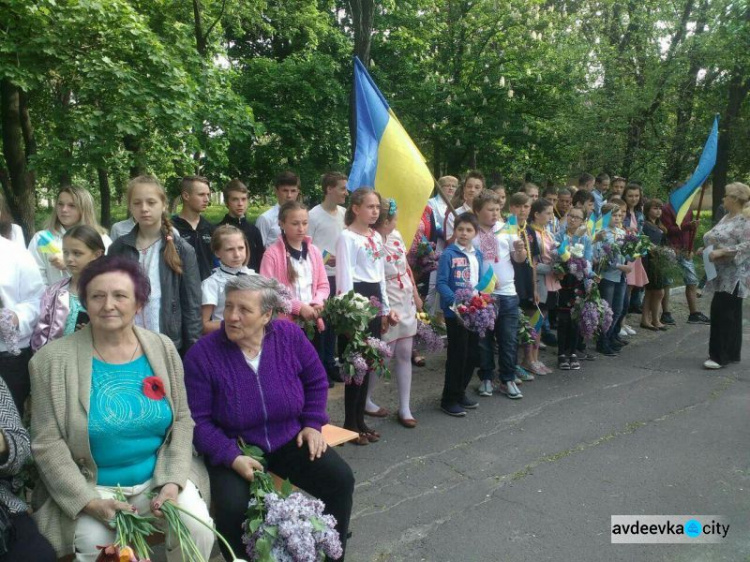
xmin=572 ymin=282 xmax=615 ymax=340
xmin=576 ymin=299 xmax=602 ymax=340
xmin=346 ymin=352 xmax=369 ymax=385
xmin=0 ymin=309 xmax=20 ymax=356
xmin=369 ymin=296 xmax=383 ymax=314
xmin=452 ymin=288 xmax=496 ymax=338
xmin=242 ymin=492 xmax=343 ymax=562
xmin=566 ymin=256 xmax=589 ymax=281
xmin=415 ymin=320 xmax=444 ymax=353
xmin=366 ymin=337 xmax=393 ymax=359
xmin=275 ymin=285 xmax=294 ymax=316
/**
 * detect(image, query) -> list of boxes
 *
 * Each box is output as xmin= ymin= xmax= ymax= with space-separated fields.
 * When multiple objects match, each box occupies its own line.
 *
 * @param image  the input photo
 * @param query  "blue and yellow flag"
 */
xmin=530 ymin=307 xmax=544 ymax=333
xmin=558 ymin=237 xmax=571 ymax=262
xmin=475 ymin=268 xmax=498 ymax=294
xmin=669 ymin=116 xmax=719 ymax=224
xmin=322 ymin=250 xmax=333 ymax=265
xmin=587 ymin=211 xmax=611 ymax=237
xmin=347 ymin=57 xmax=434 ymax=246
xmin=500 ymin=214 xmax=518 ymax=236
xmin=37 ymin=230 xmax=62 ymax=255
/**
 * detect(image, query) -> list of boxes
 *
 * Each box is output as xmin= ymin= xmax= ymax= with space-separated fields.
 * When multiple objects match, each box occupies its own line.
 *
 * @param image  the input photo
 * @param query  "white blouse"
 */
xmin=335 ymin=228 xmax=390 ymax=314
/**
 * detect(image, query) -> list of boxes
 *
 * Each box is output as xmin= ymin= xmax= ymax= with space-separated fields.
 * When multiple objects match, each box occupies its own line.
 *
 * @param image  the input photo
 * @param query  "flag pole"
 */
xmin=688 ymin=182 xmax=707 ymax=254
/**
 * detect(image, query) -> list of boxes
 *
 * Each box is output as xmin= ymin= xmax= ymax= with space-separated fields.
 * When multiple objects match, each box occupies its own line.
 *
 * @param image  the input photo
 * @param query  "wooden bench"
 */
xmin=58 ymin=425 xmax=357 ymax=561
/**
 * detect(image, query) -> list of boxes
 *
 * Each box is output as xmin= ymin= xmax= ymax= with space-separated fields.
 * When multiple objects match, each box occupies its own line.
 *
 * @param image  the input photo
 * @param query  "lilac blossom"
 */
xmin=275 ymin=285 xmax=294 ymax=315
xmin=366 ymin=337 xmax=393 ymax=359
xmin=0 ymin=309 xmax=20 ymax=356
xmin=344 ymin=352 xmax=368 ymax=385
xmin=415 ymin=321 xmax=444 ymax=353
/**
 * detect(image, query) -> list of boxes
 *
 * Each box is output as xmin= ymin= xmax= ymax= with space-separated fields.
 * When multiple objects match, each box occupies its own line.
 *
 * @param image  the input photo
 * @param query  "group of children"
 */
xmin=6 ymin=167 xmax=680 ymax=438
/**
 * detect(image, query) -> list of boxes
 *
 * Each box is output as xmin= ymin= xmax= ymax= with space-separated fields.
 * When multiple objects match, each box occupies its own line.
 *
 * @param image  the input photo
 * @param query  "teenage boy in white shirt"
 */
xmin=256 ymin=171 xmax=300 ymax=248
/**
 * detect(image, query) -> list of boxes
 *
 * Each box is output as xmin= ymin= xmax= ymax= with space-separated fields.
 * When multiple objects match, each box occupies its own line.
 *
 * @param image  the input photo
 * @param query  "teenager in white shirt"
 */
xmin=308 ymin=172 xmax=348 ymax=384
xmin=256 ymin=171 xmax=300 ymax=248
xmin=201 ymin=225 xmax=255 ymax=334
xmin=445 ymin=170 xmax=485 ymax=242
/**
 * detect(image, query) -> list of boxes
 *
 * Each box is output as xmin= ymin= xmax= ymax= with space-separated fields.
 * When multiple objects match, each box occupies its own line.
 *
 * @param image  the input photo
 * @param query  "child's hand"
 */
xmin=49 ymin=254 xmax=67 ymax=270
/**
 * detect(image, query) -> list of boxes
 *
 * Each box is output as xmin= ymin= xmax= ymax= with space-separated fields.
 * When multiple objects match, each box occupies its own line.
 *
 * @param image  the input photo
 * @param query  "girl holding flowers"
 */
xmin=622 ymin=183 xmax=649 ymax=335
xmin=367 ymin=198 xmax=420 ymax=428
xmin=640 ymin=199 xmax=670 ymax=331
xmin=336 ymin=188 xmax=398 ymax=445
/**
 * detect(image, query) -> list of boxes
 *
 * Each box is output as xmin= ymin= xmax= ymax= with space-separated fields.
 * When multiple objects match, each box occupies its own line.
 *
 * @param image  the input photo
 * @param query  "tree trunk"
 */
xmin=713 ymin=75 xmax=750 ymax=219
xmin=123 ymin=135 xmax=147 ymax=178
xmin=347 ymin=0 xmax=375 ymax=158
xmin=192 ymin=0 xmax=208 ymax=56
xmin=97 ymin=167 xmax=112 ymax=228
xmin=1 ymin=79 xmax=36 ymax=239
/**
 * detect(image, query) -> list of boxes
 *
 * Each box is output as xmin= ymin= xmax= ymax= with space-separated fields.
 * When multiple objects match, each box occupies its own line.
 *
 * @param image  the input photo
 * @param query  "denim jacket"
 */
xmin=436 ymin=243 xmax=485 ymax=319
xmin=594 ymin=227 xmax=626 ymax=283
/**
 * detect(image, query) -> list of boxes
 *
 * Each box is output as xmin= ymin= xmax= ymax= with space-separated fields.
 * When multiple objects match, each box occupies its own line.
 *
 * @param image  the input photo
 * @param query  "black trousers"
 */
xmin=556 ymin=310 xmax=580 ymax=357
xmin=344 ymin=282 xmax=381 ymax=433
xmin=208 ymin=440 xmax=354 ymax=561
xmin=709 ymin=289 xmax=743 ymax=365
xmin=0 ymin=348 xmax=31 ymax=418
xmin=442 ymin=317 xmax=478 ymax=406
xmin=0 ymin=513 xmax=56 ymax=562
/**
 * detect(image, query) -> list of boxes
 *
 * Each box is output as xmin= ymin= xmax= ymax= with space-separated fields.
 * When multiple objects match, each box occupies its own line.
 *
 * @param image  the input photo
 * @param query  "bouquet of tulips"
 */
xmin=239 ymin=443 xmax=343 ymax=561
xmin=451 ymin=289 xmax=496 ymax=337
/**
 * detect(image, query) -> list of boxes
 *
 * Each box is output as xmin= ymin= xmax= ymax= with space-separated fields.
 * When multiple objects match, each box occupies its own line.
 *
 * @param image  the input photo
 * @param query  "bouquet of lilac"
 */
xmin=0 ymin=308 xmax=20 ymax=356
xmin=414 ymin=312 xmax=445 ymax=353
xmin=572 ymin=283 xmax=614 ymax=340
xmin=518 ymin=310 xmax=538 ymax=347
xmin=451 ymin=288 xmax=496 ymax=337
xmin=595 ymin=242 xmax=621 ymax=275
xmin=240 ymin=443 xmax=343 ymax=562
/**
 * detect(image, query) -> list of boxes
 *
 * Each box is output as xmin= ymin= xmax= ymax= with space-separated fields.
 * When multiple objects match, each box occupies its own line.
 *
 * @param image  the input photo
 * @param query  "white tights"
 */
xmin=365 ymin=337 xmax=414 ymax=420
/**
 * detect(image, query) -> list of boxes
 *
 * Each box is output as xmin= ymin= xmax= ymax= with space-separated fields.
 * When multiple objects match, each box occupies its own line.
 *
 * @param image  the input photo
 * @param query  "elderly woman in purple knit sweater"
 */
xmin=184 ymin=274 xmax=354 ymax=560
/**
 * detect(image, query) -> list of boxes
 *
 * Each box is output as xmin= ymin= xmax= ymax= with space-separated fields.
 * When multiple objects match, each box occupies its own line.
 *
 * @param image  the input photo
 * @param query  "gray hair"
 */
xmin=224 ymin=275 xmax=291 ymax=315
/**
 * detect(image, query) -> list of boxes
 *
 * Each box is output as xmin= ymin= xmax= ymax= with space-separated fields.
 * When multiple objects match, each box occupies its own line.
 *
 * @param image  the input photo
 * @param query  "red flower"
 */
xmin=143 ymin=376 xmax=165 ymax=400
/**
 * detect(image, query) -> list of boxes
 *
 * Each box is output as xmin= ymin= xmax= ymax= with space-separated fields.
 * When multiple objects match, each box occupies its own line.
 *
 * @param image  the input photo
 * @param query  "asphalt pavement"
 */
xmin=330 ymin=301 xmax=750 ymax=562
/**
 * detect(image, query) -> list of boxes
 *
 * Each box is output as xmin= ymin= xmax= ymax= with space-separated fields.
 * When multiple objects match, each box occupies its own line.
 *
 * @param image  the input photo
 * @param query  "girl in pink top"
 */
xmin=260 ymin=201 xmax=330 ymax=329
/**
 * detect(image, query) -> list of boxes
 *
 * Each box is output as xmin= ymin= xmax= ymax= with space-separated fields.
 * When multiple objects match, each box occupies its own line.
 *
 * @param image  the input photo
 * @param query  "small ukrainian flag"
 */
xmin=530 ymin=307 xmax=544 ymax=332
xmin=475 ymin=268 xmax=498 ymax=294
xmin=322 ymin=250 xmax=333 ymax=264
xmin=558 ymin=237 xmax=571 ymax=262
xmin=37 ymin=230 xmax=62 ymax=255
xmin=500 ymin=215 xmax=519 ymax=236
xmin=587 ymin=211 xmax=612 ymax=237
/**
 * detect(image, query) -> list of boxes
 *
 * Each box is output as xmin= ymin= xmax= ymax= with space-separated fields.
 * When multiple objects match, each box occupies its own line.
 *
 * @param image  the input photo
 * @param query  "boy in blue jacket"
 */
xmin=436 ymin=212 xmax=484 ymax=417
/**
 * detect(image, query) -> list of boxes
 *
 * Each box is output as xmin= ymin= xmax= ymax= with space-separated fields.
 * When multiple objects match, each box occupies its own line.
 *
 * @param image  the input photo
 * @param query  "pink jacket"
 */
xmin=31 ymin=278 xmax=71 ymax=351
xmin=260 ymin=236 xmax=330 ymax=316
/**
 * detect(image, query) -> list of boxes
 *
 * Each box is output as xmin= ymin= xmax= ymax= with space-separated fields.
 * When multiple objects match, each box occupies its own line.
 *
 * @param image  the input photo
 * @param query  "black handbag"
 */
xmin=0 ymin=501 xmax=15 ymax=556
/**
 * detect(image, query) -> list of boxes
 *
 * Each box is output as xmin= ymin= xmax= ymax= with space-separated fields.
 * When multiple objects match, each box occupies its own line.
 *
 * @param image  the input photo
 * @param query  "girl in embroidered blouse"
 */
xmin=336 ymin=188 xmax=398 ymax=445
xmin=527 ymin=199 xmax=560 ymax=375
xmin=366 ymin=198 xmax=421 ymax=428
xmin=445 ymin=170 xmax=485 ymax=242
xmin=31 ymin=225 xmax=105 ymax=350
xmin=699 ymin=182 xmax=750 ymax=369
xmin=201 ymin=225 xmax=253 ymax=334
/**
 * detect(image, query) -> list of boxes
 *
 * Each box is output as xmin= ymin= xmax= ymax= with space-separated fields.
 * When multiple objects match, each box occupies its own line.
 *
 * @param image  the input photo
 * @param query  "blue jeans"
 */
xmin=598 ymin=277 xmax=626 ymax=350
xmin=478 ymin=294 xmax=520 ymax=383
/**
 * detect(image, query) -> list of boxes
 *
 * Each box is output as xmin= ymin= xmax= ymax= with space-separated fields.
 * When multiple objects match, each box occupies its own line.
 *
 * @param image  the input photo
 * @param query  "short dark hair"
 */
xmin=275 ymin=171 xmax=300 ymax=189
xmin=454 ymin=211 xmax=479 ymax=233
xmin=78 ymin=255 xmax=151 ymax=308
xmin=572 ymin=190 xmax=594 ymax=206
xmin=63 ymin=225 xmax=106 ymax=254
xmin=508 ymin=192 xmax=529 ymax=207
xmin=595 ymin=173 xmax=610 ymax=185
xmin=223 ymin=179 xmax=248 ymax=199
xmin=181 ymin=175 xmax=210 ymax=194
xmin=321 ymin=172 xmax=347 ymax=194
xmin=472 ymin=190 xmax=501 ymax=214
xmin=542 ymin=186 xmax=557 ymax=197
xmin=557 ymin=188 xmax=572 ymax=197
xmin=578 ymin=173 xmax=594 ymax=186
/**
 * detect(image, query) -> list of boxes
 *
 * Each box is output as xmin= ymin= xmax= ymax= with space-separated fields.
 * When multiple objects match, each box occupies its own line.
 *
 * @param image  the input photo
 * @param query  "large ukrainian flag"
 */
xmin=347 ymin=57 xmax=434 ymax=246
xmin=668 ymin=116 xmax=719 ymax=224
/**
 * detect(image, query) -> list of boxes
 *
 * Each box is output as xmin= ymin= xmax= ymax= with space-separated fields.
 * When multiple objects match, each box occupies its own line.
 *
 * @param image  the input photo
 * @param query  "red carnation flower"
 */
xmin=143 ymin=376 xmax=165 ymax=400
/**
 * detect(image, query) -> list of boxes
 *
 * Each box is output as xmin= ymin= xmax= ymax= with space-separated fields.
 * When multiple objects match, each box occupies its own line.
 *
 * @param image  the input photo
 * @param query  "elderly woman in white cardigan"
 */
xmin=29 ymin=256 xmax=213 ymax=561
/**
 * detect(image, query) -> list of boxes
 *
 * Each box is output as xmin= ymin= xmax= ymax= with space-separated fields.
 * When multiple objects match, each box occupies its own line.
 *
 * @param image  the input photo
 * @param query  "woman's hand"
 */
xmin=297 ymin=427 xmax=327 ymax=461
xmin=83 ymin=498 xmax=135 ymax=523
xmin=49 ymin=254 xmax=67 ymax=271
xmin=387 ymin=310 xmax=400 ymax=325
xmin=595 ymin=231 xmax=607 ymax=242
xmin=231 ymin=455 xmax=265 ymax=482
xmin=299 ymin=303 xmax=318 ymax=321
xmin=413 ymin=293 xmax=423 ymax=312
xmin=617 ymin=264 xmax=633 ymax=274
xmin=709 ymin=249 xmax=735 ymax=263
xmin=151 ymin=483 xmax=180 ymax=518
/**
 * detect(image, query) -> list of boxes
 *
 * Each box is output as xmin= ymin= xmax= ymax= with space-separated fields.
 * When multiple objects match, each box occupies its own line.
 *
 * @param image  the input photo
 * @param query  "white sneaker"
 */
xmin=703 ymin=359 xmax=722 ymax=370
xmin=477 ymin=380 xmax=493 ymax=396
xmin=538 ymin=341 xmax=547 ymax=349
xmin=624 ymin=324 xmax=637 ymax=335
xmin=618 ymin=328 xmax=629 ymax=338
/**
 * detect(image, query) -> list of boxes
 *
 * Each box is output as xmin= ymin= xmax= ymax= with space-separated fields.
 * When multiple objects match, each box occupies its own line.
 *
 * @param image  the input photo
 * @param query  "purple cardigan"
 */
xmin=184 ymin=319 xmax=329 ymax=467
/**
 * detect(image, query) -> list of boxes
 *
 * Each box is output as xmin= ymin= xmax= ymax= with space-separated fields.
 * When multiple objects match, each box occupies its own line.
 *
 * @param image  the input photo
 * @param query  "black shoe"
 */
xmin=611 ymin=342 xmax=623 ymax=352
xmin=459 ymin=395 xmax=479 ymax=409
xmin=614 ymin=336 xmax=630 ymax=346
xmin=660 ymin=312 xmax=676 ymax=325
xmin=602 ymin=348 xmax=619 ymax=357
xmin=326 ymin=365 xmax=345 ymax=383
xmin=582 ymin=352 xmax=596 ymax=361
xmin=441 ymin=403 xmax=467 ymax=417
xmin=687 ymin=312 xmax=711 ymax=325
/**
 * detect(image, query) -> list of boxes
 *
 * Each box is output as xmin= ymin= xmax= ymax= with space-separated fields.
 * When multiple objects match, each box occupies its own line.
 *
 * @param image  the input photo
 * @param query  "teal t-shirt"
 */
xmin=89 ymin=355 xmax=173 ymax=486
xmin=63 ymin=293 xmax=84 ymax=336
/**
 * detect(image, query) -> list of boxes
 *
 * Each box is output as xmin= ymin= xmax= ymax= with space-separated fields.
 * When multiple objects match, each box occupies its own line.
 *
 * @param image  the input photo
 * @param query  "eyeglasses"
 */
xmin=568 ymin=215 xmax=584 ymax=221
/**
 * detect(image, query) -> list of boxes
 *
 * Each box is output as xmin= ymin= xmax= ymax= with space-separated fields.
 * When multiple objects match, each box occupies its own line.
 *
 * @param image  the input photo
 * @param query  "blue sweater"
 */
xmin=436 ymin=244 xmax=485 ymax=319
